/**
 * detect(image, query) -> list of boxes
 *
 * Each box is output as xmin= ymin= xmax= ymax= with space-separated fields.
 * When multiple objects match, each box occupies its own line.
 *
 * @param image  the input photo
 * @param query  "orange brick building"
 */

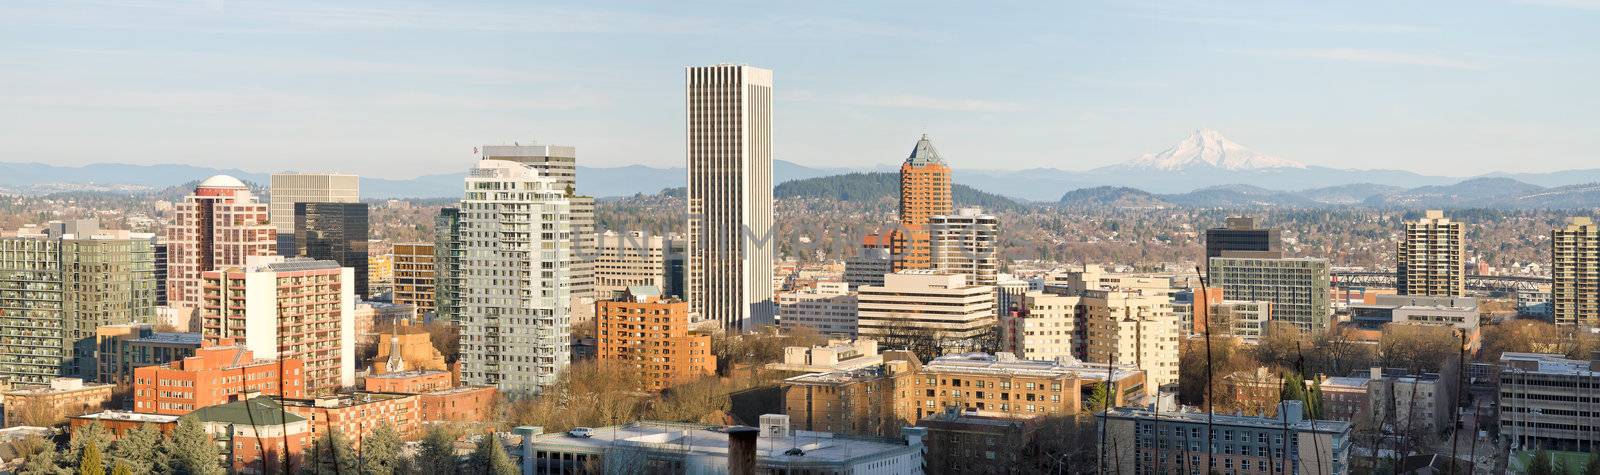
xmin=132 ymin=338 xmax=306 ymax=415
xmin=363 ymin=370 xmax=452 ymax=393
xmin=892 ymin=134 xmax=951 ymax=271
xmin=281 ymin=393 xmax=420 ymax=450
xmin=199 ymin=257 xmax=355 ymax=396
xmin=595 ymin=287 xmax=715 ymax=391
xmin=418 ymin=386 xmax=498 ymax=422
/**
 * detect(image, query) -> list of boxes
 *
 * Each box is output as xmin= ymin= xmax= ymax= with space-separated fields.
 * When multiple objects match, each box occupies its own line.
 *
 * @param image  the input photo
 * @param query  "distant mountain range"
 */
xmin=4 ymin=129 xmax=1598 ymax=204
xmin=775 ymin=173 xmax=1024 ymax=212
xmin=1056 ymin=177 xmax=1600 ymax=209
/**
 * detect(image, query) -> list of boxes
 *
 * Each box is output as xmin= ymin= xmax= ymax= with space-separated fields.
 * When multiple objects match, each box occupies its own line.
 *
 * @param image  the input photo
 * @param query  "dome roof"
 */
xmin=197 ymin=175 xmax=247 ymax=189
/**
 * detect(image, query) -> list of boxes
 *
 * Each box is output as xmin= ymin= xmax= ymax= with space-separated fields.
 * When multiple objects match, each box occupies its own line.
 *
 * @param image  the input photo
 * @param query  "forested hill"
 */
xmin=774 ymin=172 xmax=1027 ymax=211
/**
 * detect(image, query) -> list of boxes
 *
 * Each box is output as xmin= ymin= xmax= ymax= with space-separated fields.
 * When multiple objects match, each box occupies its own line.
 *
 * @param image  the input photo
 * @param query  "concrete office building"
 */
xmin=0 ymin=221 xmax=156 ymax=386
xmin=929 ymin=208 xmax=999 ymax=286
xmin=1498 ymin=352 xmax=1600 ymax=451
xmin=432 ymin=207 xmax=462 ymax=322
xmin=685 ymin=64 xmax=775 ymax=332
xmin=268 ymin=173 xmax=359 ymax=253
xmin=1203 ymin=217 xmax=1283 ymax=274
xmin=1001 ymin=291 xmax=1083 ymax=363
xmin=995 ymin=274 xmax=1031 ymax=318
xmin=1552 ymin=217 xmax=1599 ymax=326
xmin=1081 ymin=290 xmax=1183 ymax=391
xmin=458 ymin=159 xmax=572 ymax=392
xmin=391 ymin=242 xmax=435 ymax=315
xmin=777 ymin=282 xmax=859 ymax=338
xmin=894 ymin=134 xmax=953 ymax=272
xmin=481 ymin=144 xmax=596 ymax=302
xmin=167 ymin=175 xmax=276 ymax=307
xmin=844 ymin=240 xmax=893 ymax=290
xmin=592 ymin=231 xmax=685 ymax=299
xmin=293 ymin=202 xmax=369 ymax=298
xmin=1397 ymin=210 xmax=1466 ymax=297
xmin=1099 ymin=400 xmax=1352 ymax=475
xmin=1172 ymin=289 xmax=1273 ymax=339
xmin=200 ymin=257 xmax=355 ymax=395
xmin=1208 ymin=256 xmax=1333 ymax=333
xmin=857 ymin=271 xmax=996 ymax=352
xmin=1350 ymin=294 xmax=1480 ymax=347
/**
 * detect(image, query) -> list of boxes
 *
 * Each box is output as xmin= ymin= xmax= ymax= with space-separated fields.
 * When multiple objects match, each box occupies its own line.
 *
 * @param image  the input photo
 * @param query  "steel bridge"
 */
xmin=1331 ymin=271 xmax=1548 ymax=293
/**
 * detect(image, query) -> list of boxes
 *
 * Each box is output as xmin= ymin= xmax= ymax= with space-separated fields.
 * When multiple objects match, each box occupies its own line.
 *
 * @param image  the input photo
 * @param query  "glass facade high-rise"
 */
xmin=685 ymin=64 xmax=775 ymax=332
xmin=0 ymin=221 xmax=155 ymax=387
xmin=269 ymin=173 xmax=359 ymax=252
xmin=293 ymin=202 xmax=370 ymax=299
xmin=1203 ymin=217 xmax=1283 ymax=266
xmin=432 ymin=207 xmax=462 ymax=323
xmin=1209 ymin=256 xmax=1332 ymax=333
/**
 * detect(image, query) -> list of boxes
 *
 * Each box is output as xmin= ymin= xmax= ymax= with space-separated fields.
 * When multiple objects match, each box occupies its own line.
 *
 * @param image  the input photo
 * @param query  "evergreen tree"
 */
xmin=108 ymin=423 xmax=162 ymax=473
xmin=63 ymin=422 xmax=112 ymax=471
xmin=1530 ymin=449 xmax=1555 ymax=475
xmin=169 ymin=416 xmax=225 ymax=475
xmin=416 ymin=427 xmax=459 ymax=475
xmin=361 ymin=423 xmax=403 ymax=475
xmin=465 ymin=434 xmax=517 ymax=475
xmin=304 ymin=430 xmax=359 ymax=475
xmin=108 ymin=461 xmax=133 ymax=475
xmin=1085 ymin=382 xmax=1109 ymax=412
xmin=17 ymin=438 xmax=64 ymax=475
xmin=77 ymin=439 xmax=104 ymax=475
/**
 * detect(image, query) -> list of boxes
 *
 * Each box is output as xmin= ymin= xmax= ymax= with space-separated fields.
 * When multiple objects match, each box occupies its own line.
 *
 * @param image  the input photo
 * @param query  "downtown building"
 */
xmin=93 ymin=323 xmax=201 ymax=387
xmin=592 ymin=230 xmax=685 ymax=299
xmin=1498 ymin=352 xmax=1600 ymax=452
xmin=685 ymin=64 xmax=775 ymax=332
xmin=777 ymin=281 xmax=859 ymax=338
xmin=892 ymin=134 xmax=953 ymax=272
xmin=1552 ymin=217 xmax=1599 ymax=326
xmin=458 ymin=159 xmax=572 ymax=392
xmin=1208 ymin=256 xmax=1333 ymax=333
xmin=594 ymin=286 xmax=715 ymax=391
xmin=1203 ymin=217 xmax=1282 ymax=277
xmin=432 ymin=207 xmax=463 ymax=322
xmin=391 ymin=242 xmax=436 ymax=316
xmin=480 ymin=144 xmax=596 ymax=302
xmin=268 ymin=173 xmax=359 ymax=253
xmin=166 ymin=175 xmax=276 ymax=308
xmin=292 ymin=201 xmax=370 ymax=299
xmin=0 ymin=220 xmax=156 ymax=386
xmin=1397 ymin=210 xmax=1466 ymax=297
xmin=132 ymin=338 xmax=306 ymax=415
xmin=1099 ymin=400 xmax=1351 ymax=475
xmin=844 ymin=234 xmax=893 ymax=290
xmin=929 ymin=207 xmax=999 ymax=286
xmin=857 ymin=271 xmax=996 ymax=352
xmin=200 ymin=257 xmax=355 ymax=395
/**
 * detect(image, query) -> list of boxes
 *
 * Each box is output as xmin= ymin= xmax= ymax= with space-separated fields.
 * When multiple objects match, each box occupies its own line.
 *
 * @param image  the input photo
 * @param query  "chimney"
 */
xmin=902 ymin=426 xmax=927 ymax=449
xmin=727 ymin=426 xmax=760 ymax=475
xmin=1370 ymin=367 xmax=1383 ymax=381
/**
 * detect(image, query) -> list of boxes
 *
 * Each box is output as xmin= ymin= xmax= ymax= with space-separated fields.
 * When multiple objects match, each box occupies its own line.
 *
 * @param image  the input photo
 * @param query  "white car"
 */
xmin=568 ymin=427 xmax=594 ymax=438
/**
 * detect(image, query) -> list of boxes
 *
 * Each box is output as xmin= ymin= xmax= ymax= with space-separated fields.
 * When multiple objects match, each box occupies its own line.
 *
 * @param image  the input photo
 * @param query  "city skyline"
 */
xmin=4 ymin=1 xmax=1599 ymax=178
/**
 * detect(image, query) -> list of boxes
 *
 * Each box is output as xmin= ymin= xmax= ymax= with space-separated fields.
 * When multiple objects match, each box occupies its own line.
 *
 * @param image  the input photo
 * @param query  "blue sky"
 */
xmin=2 ymin=0 xmax=1597 ymax=179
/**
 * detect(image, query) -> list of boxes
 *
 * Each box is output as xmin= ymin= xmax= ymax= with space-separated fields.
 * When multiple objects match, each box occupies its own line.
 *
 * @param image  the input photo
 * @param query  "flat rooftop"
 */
xmin=922 ymin=353 xmax=1141 ymax=381
xmin=1103 ymin=407 xmax=1352 ymax=434
xmin=528 ymin=421 xmax=914 ymax=465
xmin=1501 ymin=352 xmax=1600 ymax=376
xmin=73 ymin=410 xmax=180 ymax=424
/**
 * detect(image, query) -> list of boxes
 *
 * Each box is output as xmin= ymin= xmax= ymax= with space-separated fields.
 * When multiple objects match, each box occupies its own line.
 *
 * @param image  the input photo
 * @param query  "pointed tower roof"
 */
xmin=905 ymin=134 xmax=945 ymax=166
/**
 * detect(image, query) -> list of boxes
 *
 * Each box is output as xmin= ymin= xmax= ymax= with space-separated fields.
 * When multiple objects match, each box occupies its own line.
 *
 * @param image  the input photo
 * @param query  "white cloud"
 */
xmin=1249 ymin=48 xmax=1484 ymax=70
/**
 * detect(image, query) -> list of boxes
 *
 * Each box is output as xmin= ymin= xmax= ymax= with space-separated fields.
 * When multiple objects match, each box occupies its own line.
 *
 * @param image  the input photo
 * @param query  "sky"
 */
xmin=1 ymin=0 xmax=1597 ymax=179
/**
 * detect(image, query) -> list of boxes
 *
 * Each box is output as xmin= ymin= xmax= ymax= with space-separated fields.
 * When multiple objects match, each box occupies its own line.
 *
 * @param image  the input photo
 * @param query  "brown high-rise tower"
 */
xmin=893 ymin=134 xmax=952 ymax=270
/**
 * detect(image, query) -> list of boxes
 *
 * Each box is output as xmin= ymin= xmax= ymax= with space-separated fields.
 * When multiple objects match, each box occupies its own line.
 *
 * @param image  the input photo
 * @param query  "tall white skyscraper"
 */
xmin=268 ymin=173 xmax=359 ymax=252
xmin=457 ymin=159 xmax=572 ymax=392
xmin=685 ymin=64 xmax=775 ymax=332
xmin=480 ymin=144 xmax=596 ymax=303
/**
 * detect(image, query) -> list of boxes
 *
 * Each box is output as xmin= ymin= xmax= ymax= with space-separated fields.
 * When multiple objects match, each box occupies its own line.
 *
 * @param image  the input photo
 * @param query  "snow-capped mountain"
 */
xmin=1104 ymin=129 xmax=1306 ymax=171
